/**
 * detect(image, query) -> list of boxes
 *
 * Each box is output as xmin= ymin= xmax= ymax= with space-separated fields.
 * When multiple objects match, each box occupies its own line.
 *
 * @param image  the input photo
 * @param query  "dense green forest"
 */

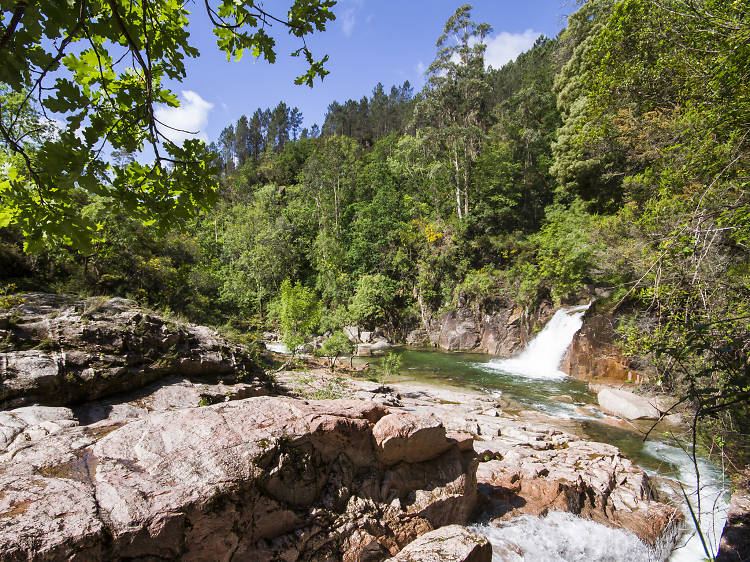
xmin=1 ymin=1 xmax=749 ymax=461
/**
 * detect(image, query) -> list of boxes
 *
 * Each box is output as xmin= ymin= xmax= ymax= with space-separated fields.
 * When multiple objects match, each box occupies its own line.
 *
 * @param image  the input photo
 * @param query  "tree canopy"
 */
xmin=0 ymin=0 xmax=335 ymax=249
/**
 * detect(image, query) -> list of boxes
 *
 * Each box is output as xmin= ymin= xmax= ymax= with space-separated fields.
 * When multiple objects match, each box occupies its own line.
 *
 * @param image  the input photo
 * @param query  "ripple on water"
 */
xmin=472 ymin=512 xmax=658 ymax=562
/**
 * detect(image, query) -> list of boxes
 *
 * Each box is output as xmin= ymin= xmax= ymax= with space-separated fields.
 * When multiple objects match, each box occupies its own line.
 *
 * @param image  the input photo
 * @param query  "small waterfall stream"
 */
xmin=483 ymin=303 xmax=590 ymax=380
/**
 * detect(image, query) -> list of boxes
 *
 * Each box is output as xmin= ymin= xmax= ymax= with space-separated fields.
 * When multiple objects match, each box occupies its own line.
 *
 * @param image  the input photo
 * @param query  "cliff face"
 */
xmin=418 ymin=299 xmax=648 ymax=386
xmin=418 ymin=301 xmax=556 ymax=357
xmin=561 ymin=311 xmax=647 ymax=384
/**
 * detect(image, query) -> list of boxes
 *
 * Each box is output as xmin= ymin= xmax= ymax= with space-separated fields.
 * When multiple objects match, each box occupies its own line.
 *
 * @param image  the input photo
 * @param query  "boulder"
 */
xmin=597 ymin=388 xmax=660 ymax=420
xmin=370 ymin=339 xmax=393 ymax=353
xmin=387 ymin=525 xmax=491 ymax=562
xmin=0 ymin=294 xmax=267 ymax=409
xmin=372 ymin=413 xmax=452 ymax=465
xmin=0 ymin=397 xmax=479 ymax=560
xmin=343 ymin=325 xmax=360 ymax=343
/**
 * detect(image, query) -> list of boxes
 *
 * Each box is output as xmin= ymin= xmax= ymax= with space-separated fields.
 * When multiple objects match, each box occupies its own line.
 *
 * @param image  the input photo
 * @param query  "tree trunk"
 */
xmin=453 ymin=145 xmax=462 ymax=219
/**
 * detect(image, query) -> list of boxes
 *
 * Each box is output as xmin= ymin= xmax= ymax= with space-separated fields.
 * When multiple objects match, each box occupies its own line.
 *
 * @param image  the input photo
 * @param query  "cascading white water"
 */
xmin=471 ymin=512 xmax=656 ymax=562
xmin=483 ymin=303 xmax=590 ymax=380
xmin=643 ymin=441 xmax=731 ymax=562
xmin=264 ymin=341 xmax=289 ymax=354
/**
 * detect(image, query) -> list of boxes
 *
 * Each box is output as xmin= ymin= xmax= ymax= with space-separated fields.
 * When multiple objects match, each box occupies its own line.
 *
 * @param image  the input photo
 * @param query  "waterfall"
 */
xmin=483 ymin=303 xmax=590 ymax=380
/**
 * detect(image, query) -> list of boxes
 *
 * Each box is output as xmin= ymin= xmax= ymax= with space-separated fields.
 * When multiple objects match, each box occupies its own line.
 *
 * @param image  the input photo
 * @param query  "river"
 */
xmin=371 ymin=307 xmax=731 ymax=561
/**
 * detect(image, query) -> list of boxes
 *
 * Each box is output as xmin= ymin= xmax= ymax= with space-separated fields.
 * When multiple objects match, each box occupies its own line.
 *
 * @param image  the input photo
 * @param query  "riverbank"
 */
xmin=272 ymin=357 xmax=695 ymax=560
xmin=0 ymin=294 xmax=736 ymax=560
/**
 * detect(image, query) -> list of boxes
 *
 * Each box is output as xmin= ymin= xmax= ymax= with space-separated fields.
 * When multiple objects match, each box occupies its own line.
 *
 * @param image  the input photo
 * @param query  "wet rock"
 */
xmin=0 ymin=294 xmax=266 ymax=409
xmin=388 ymin=525 xmax=492 ymax=561
xmin=597 ymin=388 xmax=660 ymax=420
xmin=717 ymin=489 xmax=750 ymax=562
xmin=561 ymin=312 xmax=641 ymax=382
xmin=0 ymin=397 xmax=479 ymax=560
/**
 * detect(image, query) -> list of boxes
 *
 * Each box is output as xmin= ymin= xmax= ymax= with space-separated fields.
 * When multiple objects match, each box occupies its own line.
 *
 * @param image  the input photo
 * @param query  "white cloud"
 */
xmin=416 ymin=61 xmax=426 ymax=75
xmin=483 ymin=30 xmax=540 ymax=69
xmin=342 ymin=8 xmax=356 ymax=36
xmin=154 ymin=90 xmax=213 ymax=145
xmin=340 ymin=0 xmax=364 ymax=37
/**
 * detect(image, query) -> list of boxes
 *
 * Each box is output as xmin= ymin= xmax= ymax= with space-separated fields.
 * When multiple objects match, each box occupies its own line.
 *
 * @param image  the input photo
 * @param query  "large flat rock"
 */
xmin=0 ymin=397 xmax=478 ymax=560
xmin=597 ymin=387 xmax=661 ymax=420
xmin=387 ymin=525 xmax=491 ymax=561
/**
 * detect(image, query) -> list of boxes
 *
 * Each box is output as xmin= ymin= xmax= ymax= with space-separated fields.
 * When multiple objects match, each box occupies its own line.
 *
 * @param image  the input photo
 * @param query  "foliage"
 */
xmin=0 ymin=283 xmax=24 ymax=309
xmin=348 ymin=273 xmax=398 ymax=328
xmin=0 ymin=0 xmax=335 ymax=249
xmin=413 ymin=4 xmax=493 ymax=220
xmin=273 ymin=279 xmax=320 ymax=354
xmin=373 ymin=351 xmax=402 ymax=386
xmin=315 ymin=330 xmax=353 ymax=369
xmin=528 ymin=200 xmax=601 ymax=303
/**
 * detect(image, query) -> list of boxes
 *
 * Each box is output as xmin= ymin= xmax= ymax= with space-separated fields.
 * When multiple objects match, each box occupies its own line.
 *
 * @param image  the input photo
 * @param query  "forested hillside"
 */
xmin=2 ymin=1 xmax=748 ymax=460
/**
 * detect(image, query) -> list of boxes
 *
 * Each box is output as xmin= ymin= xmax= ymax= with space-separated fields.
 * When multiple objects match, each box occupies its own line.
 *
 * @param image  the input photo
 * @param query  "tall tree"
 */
xmin=234 ymin=115 xmax=251 ymax=167
xmin=248 ymin=109 xmax=265 ymax=162
xmin=218 ymin=125 xmax=236 ymax=174
xmin=413 ymin=4 xmax=492 ymax=219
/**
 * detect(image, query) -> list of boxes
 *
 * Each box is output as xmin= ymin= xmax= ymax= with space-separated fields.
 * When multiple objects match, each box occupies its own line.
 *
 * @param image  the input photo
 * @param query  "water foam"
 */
xmin=264 ymin=341 xmax=289 ymax=354
xmin=482 ymin=303 xmax=590 ymax=380
xmin=641 ymin=441 xmax=731 ymax=561
xmin=472 ymin=512 xmax=657 ymax=561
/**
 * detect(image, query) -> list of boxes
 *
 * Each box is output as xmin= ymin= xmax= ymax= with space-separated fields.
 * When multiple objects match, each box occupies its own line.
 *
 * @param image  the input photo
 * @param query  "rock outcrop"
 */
xmin=0 ymin=397 xmax=478 ymax=560
xmin=387 ymin=525 xmax=492 ymax=562
xmin=0 ymin=294 xmax=267 ymax=409
xmin=474 ymin=424 xmax=682 ymax=546
xmin=424 ymin=302 xmax=554 ymax=356
xmin=717 ymin=489 xmax=750 ymax=562
xmin=561 ymin=311 xmax=643 ymax=383
xmin=277 ymin=370 xmax=684 ymax=552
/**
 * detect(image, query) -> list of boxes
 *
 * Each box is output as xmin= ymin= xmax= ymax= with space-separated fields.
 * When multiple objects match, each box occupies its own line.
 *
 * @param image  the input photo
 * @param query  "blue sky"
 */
xmin=158 ymin=1 xmax=572 ymax=145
